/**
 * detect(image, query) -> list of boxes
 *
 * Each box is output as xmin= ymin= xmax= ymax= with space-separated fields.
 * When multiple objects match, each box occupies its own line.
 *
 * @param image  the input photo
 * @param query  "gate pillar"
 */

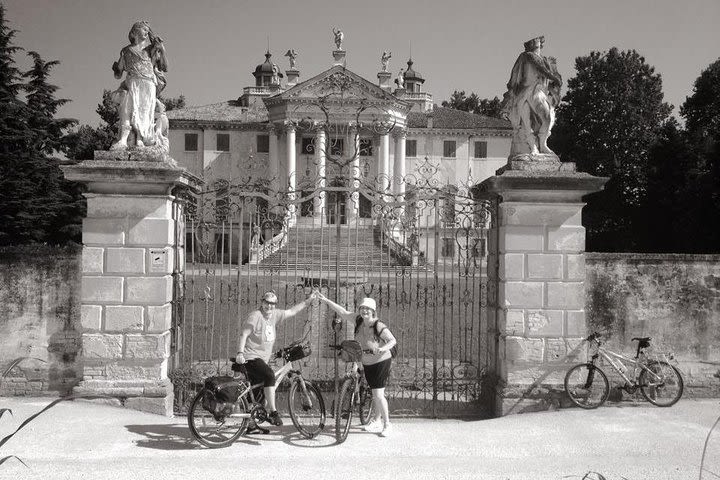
xmin=477 ymin=164 xmax=607 ymax=415
xmin=62 ymin=151 xmax=200 ymax=416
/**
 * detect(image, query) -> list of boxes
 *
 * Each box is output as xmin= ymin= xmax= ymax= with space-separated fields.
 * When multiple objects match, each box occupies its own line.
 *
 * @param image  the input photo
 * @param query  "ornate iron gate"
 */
xmin=170 ymin=155 xmax=496 ymax=418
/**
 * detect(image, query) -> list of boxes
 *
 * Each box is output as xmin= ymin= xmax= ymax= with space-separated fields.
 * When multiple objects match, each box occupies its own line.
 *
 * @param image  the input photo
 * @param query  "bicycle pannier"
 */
xmin=201 ymin=375 xmax=240 ymax=417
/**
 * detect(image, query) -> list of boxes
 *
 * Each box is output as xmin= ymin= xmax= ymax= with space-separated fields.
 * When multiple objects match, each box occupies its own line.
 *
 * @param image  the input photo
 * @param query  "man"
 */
xmin=501 ymin=36 xmax=562 ymax=157
xmin=236 ymin=290 xmax=313 ymax=426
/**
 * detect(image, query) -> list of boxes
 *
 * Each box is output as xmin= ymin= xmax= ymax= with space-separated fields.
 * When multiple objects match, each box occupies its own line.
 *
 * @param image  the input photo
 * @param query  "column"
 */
xmin=284 ymin=121 xmax=297 ymax=226
xmin=349 ymin=124 xmax=361 ymax=221
xmin=378 ymin=133 xmax=390 ymax=192
xmin=61 ymin=149 xmax=200 ymax=416
xmin=393 ymin=129 xmax=406 ymax=199
xmin=267 ymin=123 xmax=279 ymax=195
xmin=478 ymin=166 xmax=608 ymax=416
xmin=313 ymin=127 xmax=326 ymax=219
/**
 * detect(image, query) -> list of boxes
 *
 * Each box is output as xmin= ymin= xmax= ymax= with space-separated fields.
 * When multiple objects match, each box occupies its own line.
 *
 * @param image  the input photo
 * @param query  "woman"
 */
xmin=317 ymin=293 xmax=396 ymax=437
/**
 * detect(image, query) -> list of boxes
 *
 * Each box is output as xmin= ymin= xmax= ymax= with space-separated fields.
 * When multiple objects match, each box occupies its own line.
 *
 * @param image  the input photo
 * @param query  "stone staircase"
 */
xmin=260 ymin=224 xmax=413 ymax=271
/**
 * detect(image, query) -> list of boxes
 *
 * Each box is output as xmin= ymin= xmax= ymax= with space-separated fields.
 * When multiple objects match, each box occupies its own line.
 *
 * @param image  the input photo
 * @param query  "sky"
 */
xmin=4 ymin=0 xmax=720 ymax=127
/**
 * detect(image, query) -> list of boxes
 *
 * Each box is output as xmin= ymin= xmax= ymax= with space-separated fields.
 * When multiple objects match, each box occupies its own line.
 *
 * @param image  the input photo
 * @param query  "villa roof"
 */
xmin=166 ymin=100 xmax=268 ymax=124
xmin=407 ymin=106 xmax=511 ymax=131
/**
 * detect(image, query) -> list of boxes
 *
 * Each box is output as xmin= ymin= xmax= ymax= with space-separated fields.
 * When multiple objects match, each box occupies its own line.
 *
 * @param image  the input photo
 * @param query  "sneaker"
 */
xmin=380 ymin=423 xmax=392 ymax=437
xmin=363 ymin=420 xmax=382 ymax=433
xmin=268 ymin=411 xmax=283 ymax=426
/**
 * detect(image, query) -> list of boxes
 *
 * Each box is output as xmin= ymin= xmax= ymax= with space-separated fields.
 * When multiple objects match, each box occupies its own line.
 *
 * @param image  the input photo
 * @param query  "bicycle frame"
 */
xmin=236 ymin=358 xmax=308 ymax=407
xmin=592 ymin=342 xmax=664 ymax=387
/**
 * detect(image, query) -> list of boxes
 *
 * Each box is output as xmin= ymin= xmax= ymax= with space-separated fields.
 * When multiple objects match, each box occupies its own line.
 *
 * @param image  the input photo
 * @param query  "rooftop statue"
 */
xmin=110 ymin=21 xmax=169 ymax=151
xmin=381 ymin=51 xmax=392 ymax=72
xmin=333 ymin=27 xmax=344 ymax=50
xmin=500 ymin=36 xmax=562 ymax=160
xmin=395 ymin=68 xmax=405 ymax=89
xmin=285 ymin=49 xmax=299 ymax=69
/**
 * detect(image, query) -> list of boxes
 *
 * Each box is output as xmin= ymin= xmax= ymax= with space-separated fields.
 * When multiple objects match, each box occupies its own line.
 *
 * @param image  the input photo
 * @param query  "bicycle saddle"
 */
xmin=631 ymin=337 xmax=651 ymax=343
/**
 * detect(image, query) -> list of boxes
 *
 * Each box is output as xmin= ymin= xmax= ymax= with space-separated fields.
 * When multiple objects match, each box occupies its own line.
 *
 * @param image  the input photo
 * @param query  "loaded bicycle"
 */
xmin=564 ymin=332 xmax=684 ymax=409
xmin=330 ymin=340 xmax=374 ymax=443
xmin=187 ymin=340 xmax=326 ymax=448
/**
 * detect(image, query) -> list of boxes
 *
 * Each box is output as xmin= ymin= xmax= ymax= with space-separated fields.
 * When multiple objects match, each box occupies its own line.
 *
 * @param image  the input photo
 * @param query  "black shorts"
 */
xmin=363 ymin=358 xmax=391 ymax=389
xmin=244 ymin=358 xmax=275 ymax=387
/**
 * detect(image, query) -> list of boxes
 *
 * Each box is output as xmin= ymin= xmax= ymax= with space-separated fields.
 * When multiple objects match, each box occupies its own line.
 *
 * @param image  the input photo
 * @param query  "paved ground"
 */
xmin=0 ymin=396 xmax=718 ymax=480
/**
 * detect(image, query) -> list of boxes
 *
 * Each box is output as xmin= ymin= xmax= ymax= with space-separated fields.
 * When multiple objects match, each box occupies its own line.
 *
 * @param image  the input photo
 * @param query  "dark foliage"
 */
xmin=442 ymin=90 xmax=503 ymax=118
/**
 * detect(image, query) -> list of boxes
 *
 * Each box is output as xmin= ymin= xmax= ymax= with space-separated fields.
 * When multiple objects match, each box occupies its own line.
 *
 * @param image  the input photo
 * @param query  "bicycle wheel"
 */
xmin=187 ymin=388 xmax=249 ymax=448
xmin=564 ymin=363 xmax=610 ymax=409
xmin=639 ymin=361 xmax=684 ymax=407
xmin=335 ymin=378 xmax=355 ymax=443
xmin=288 ymin=379 xmax=326 ymax=439
xmin=357 ymin=378 xmax=373 ymax=425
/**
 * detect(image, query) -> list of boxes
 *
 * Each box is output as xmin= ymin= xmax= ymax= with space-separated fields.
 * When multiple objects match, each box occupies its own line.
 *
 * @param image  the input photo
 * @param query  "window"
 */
xmin=329 ymin=138 xmax=344 ymax=156
xmin=184 ymin=133 xmax=198 ymax=151
xmin=441 ymin=238 xmax=455 ymax=258
xmin=216 ymin=133 xmax=230 ymax=152
xmin=442 ymin=187 xmax=457 ymax=226
xmin=301 ymin=137 xmax=315 ymax=155
xmin=359 ymin=139 xmax=373 ymax=156
xmin=443 ymin=140 xmax=456 ymax=158
xmin=474 ymin=141 xmax=488 ymax=158
xmin=359 ymin=193 xmax=372 ymax=218
xmin=256 ymin=134 xmax=269 ymax=153
xmin=406 ymin=139 xmax=417 ymax=157
xmin=471 ymin=238 xmax=485 ymax=258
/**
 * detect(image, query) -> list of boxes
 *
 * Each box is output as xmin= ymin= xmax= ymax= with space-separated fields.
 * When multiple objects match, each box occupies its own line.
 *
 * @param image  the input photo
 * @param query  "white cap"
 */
xmin=358 ymin=297 xmax=376 ymax=311
xmin=261 ymin=291 xmax=278 ymax=304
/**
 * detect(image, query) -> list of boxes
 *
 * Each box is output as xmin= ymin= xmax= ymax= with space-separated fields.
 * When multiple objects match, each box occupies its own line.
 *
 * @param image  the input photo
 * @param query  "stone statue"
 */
xmin=110 ymin=21 xmax=168 ymax=151
xmin=333 ymin=27 xmax=344 ymax=50
xmin=395 ymin=68 xmax=405 ymax=89
xmin=381 ymin=51 xmax=392 ymax=72
xmin=271 ymin=63 xmax=280 ymax=85
xmin=500 ymin=36 xmax=562 ymax=159
xmin=285 ymin=49 xmax=298 ymax=69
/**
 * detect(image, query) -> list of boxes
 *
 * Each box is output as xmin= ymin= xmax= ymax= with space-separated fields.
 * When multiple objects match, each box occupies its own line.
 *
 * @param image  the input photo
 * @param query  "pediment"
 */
xmin=266 ymin=66 xmax=408 ymax=109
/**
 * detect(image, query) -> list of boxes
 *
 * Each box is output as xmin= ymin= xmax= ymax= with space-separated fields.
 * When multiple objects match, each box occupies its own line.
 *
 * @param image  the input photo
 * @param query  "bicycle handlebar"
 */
xmin=328 ymin=344 xmax=373 ymax=354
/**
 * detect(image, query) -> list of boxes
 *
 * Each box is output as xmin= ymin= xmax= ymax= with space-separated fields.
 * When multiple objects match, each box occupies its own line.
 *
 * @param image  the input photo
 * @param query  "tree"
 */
xmin=550 ymin=48 xmax=672 ymax=251
xmin=0 ymin=4 xmax=29 ymax=155
xmin=675 ymin=58 xmax=720 ymax=252
xmin=442 ymin=90 xmax=503 ymax=118
xmin=159 ymin=93 xmax=186 ymax=111
xmin=0 ymin=7 xmax=84 ymax=245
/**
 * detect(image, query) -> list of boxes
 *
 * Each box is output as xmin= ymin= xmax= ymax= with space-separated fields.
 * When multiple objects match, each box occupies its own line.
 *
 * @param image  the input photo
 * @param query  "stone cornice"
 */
xmin=407 ymin=127 xmax=512 ymax=137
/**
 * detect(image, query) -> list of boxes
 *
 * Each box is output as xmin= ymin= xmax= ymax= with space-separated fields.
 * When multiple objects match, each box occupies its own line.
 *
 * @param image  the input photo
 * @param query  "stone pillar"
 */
xmin=285 ymin=121 xmax=297 ymax=226
xmin=61 ymin=150 xmax=200 ymax=416
xmin=349 ymin=125 xmax=361 ymax=221
xmin=267 ymin=123 xmax=279 ymax=194
xmin=378 ymin=133 xmax=390 ymax=192
xmin=285 ymin=69 xmax=300 ymax=88
xmin=477 ymin=165 xmax=607 ymax=416
xmin=378 ymin=71 xmax=392 ymax=92
xmin=313 ymin=127 xmax=326 ymax=219
xmin=393 ymin=128 xmax=406 ymax=199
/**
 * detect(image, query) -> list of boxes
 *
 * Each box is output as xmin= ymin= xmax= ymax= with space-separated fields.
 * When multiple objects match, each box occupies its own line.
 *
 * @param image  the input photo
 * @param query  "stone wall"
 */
xmin=586 ymin=253 xmax=720 ymax=397
xmin=2 ymin=247 xmax=718 ymax=404
xmin=0 ymin=245 xmax=82 ymax=396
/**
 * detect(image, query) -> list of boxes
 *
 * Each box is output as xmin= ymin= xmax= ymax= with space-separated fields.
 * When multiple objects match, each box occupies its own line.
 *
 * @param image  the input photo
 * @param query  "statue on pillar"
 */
xmin=333 ymin=27 xmax=344 ymax=50
xmin=381 ymin=51 xmax=392 ymax=72
xmin=285 ymin=49 xmax=299 ymax=69
xmin=500 ymin=36 xmax=562 ymax=160
xmin=110 ymin=21 xmax=170 ymax=151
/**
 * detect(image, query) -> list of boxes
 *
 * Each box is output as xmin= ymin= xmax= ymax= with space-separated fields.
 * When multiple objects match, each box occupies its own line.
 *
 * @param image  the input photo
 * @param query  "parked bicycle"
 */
xmin=330 ymin=340 xmax=374 ymax=443
xmin=564 ymin=332 xmax=684 ymax=409
xmin=187 ymin=340 xmax=326 ymax=448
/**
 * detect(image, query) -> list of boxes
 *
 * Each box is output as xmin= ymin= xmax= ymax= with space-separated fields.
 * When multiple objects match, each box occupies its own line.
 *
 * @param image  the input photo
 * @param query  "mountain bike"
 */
xmin=564 ymin=332 xmax=684 ymax=409
xmin=187 ymin=340 xmax=326 ymax=448
xmin=329 ymin=340 xmax=374 ymax=443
